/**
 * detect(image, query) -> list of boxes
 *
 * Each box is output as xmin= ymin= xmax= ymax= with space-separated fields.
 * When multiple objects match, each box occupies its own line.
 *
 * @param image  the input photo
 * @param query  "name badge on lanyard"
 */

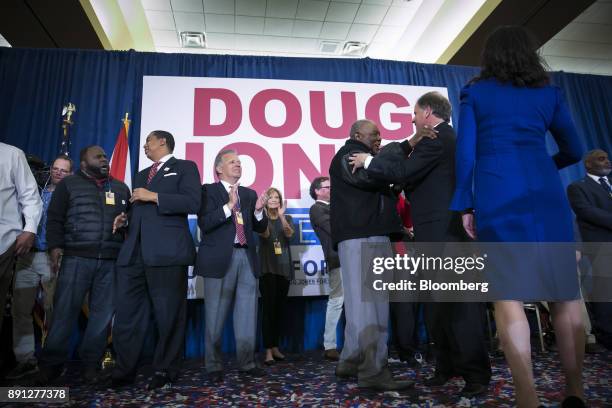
xmin=105 ymin=191 xmax=115 ymax=205
xmin=273 ymin=239 xmax=282 ymax=255
xmin=236 ymin=211 xmax=244 ymax=225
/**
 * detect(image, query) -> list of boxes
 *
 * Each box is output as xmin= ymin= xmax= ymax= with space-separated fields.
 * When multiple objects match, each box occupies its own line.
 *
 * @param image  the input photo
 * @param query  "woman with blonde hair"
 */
xmin=258 ymin=187 xmax=294 ymax=365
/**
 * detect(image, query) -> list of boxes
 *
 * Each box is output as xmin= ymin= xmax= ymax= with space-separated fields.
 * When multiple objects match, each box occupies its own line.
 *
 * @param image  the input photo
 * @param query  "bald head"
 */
xmin=584 ymin=149 xmax=611 ymax=177
xmin=349 ymin=119 xmax=381 ymax=154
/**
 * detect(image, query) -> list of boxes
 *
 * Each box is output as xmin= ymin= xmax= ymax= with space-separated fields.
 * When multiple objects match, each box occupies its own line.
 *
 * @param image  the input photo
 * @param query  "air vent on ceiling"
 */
xmin=180 ymin=31 xmax=206 ymax=48
xmin=320 ymin=40 xmax=340 ymax=54
xmin=342 ymin=41 xmax=368 ymax=57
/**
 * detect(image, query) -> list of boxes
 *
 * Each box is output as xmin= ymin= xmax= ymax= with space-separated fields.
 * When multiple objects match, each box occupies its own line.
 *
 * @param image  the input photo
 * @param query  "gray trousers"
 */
xmin=13 ymin=252 xmax=56 ymax=363
xmin=204 ymin=248 xmax=258 ymax=373
xmin=338 ymin=236 xmax=391 ymax=379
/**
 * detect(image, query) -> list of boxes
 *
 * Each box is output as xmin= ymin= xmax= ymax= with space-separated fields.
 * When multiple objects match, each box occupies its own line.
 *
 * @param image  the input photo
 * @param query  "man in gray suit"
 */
xmin=196 ymin=150 xmax=268 ymax=383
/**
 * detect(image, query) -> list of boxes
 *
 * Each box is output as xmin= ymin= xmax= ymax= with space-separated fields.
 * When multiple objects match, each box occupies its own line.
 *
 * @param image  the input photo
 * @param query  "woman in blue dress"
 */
xmin=450 ymin=26 xmax=585 ymax=407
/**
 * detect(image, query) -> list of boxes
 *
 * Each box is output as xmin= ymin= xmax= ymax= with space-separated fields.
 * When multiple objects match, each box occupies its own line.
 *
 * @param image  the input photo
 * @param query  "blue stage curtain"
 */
xmin=1 ymin=48 xmax=611 ymax=355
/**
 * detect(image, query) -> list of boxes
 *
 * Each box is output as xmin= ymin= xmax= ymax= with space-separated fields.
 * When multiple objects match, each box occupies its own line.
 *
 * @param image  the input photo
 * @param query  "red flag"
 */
xmin=109 ymin=114 xmax=132 ymax=189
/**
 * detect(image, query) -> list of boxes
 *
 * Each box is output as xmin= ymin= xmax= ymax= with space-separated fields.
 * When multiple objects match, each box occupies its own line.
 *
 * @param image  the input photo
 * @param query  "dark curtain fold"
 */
xmin=1 ymin=47 xmax=611 ymax=355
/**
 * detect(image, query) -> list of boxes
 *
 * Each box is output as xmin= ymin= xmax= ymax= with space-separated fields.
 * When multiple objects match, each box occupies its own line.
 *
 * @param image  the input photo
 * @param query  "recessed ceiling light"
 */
xmin=180 ymin=32 xmax=206 ymax=48
xmin=320 ymin=40 xmax=341 ymax=54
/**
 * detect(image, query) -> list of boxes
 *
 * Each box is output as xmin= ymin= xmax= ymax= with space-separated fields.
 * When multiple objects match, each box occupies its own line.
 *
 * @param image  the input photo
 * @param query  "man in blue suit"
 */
xmin=111 ymin=130 xmax=201 ymax=390
xmin=196 ymin=149 xmax=268 ymax=383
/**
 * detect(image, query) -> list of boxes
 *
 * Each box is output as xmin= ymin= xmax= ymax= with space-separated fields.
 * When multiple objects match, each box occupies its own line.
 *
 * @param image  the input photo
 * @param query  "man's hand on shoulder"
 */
xmin=408 ymin=125 xmax=438 ymax=148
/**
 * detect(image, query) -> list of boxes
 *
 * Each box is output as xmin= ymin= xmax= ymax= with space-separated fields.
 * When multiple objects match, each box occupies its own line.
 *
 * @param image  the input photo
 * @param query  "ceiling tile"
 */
xmin=325 ymin=2 xmax=359 ymax=23
xmin=296 ymin=0 xmax=329 ymax=21
xmin=264 ymin=18 xmax=294 ymax=36
xmin=366 ymin=41 xmax=393 ymax=58
xmin=151 ymin=30 xmax=180 ymax=47
xmin=590 ymin=60 xmax=612 ymax=76
xmin=373 ymin=25 xmax=403 ymax=43
xmin=266 ymin=0 xmax=299 ymax=18
xmin=171 ymin=0 xmax=203 ymax=13
xmin=145 ymin=10 xmax=176 ymax=30
xmin=331 ymin=0 xmax=360 ymax=3
xmin=234 ymin=34 xmax=270 ymax=51
xmin=363 ymin=0 xmax=392 ymax=5
xmin=319 ymin=22 xmax=350 ymax=40
xmin=142 ymin=0 xmax=172 ymax=11
xmin=174 ymin=12 xmax=205 ymax=32
xmin=267 ymin=36 xmax=294 ymax=52
xmin=206 ymin=33 xmax=237 ymax=49
xmin=291 ymin=37 xmax=319 ymax=54
xmin=544 ymin=39 xmax=612 ymax=60
xmin=205 ymin=13 xmax=235 ymax=33
xmin=354 ymin=4 xmax=389 ymax=25
xmin=293 ymin=20 xmax=323 ymax=37
xmin=347 ymin=24 xmax=379 ymax=43
xmin=203 ymin=0 xmax=234 ymax=14
xmin=236 ymin=0 xmax=266 ymax=16
xmin=382 ymin=5 xmax=417 ymax=26
xmin=235 ymin=16 xmax=265 ymax=34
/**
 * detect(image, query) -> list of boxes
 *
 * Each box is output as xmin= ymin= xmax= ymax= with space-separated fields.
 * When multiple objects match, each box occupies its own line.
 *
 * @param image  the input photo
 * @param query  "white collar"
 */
xmin=587 ymin=173 xmax=610 ymax=184
xmin=220 ymin=179 xmax=240 ymax=192
xmin=316 ymin=200 xmax=329 ymax=205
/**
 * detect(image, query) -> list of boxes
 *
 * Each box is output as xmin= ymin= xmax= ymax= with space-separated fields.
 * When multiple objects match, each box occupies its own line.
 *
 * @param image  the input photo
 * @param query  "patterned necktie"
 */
xmin=232 ymin=187 xmax=247 ymax=245
xmin=147 ymin=161 xmax=160 ymax=185
xmin=599 ymin=177 xmax=612 ymax=195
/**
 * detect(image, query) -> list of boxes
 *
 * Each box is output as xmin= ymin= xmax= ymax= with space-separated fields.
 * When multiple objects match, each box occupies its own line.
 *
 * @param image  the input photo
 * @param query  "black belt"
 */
xmin=233 ymin=243 xmax=248 ymax=249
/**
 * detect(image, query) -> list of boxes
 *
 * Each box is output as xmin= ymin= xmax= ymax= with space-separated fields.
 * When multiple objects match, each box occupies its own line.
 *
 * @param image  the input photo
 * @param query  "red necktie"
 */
xmin=147 ymin=161 xmax=160 ymax=185
xmin=232 ymin=186 xmax=247 ymax=245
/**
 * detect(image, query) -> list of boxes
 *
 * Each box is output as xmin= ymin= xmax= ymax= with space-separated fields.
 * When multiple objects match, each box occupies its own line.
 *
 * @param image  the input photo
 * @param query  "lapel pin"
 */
xmin=164 ymin=167 xmax=170 ymax=171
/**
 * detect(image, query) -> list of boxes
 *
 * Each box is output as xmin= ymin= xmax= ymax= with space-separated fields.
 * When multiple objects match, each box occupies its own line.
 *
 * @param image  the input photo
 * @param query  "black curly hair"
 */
xmin=475 ymin=26 xmax=549 ymax=88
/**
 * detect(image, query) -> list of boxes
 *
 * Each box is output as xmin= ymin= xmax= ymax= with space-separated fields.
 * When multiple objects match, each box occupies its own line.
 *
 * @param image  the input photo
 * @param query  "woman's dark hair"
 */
xmin=475 ymin=25 xmax=549 ymax=87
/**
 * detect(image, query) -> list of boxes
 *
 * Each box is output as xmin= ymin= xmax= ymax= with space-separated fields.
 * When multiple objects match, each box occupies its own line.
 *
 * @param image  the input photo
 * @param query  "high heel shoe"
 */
xmin=264 ymin=359 xmax=275 ymax=366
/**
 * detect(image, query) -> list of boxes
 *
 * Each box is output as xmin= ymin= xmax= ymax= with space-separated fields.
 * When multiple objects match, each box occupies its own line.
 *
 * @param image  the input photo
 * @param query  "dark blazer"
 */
xmin=309 ymin=201 xmax=340 ymax=270
xmin=567 ymin=175 xmax=612 ymax=242
xmin=366 ymin=122 xmax=464 ymax=242
xmin=196 ymin=182 xmax=268 ymax=278
xmin=117 ymin=157 xmax=201 ymax=267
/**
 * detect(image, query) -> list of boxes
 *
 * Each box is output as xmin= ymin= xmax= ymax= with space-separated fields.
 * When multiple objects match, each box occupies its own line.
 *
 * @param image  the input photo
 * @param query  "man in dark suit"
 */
xmin=196 ymin=149 xmax=268 ymax=383
xmin=567 ymin=149 xmax=612 ymax=349
xmin=350 ymin=92 xmax=491 ymax=397
xmin=309 ymin=176 xmax=343 ymax=361
xmin=111 ymin=130 xmax=201 ymax=390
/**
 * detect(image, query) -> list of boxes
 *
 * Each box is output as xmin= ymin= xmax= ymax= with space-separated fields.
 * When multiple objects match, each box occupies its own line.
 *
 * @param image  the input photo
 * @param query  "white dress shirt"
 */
xmin=219 ymin=180 xmax=263 ymax=243
xmin=587 ymin=172 xmax=611 ymax=190
xmin=0 ymin=143 xmax=43 ymax=254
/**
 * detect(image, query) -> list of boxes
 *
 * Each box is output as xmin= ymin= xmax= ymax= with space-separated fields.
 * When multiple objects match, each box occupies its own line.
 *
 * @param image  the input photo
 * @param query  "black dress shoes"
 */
xmin=239 ymin=367 xmax=265 ymax=377
xmin=209 ymin=371 xmax=224 ymax=384
xmin=460 ymin=383 xmax=488 ymax=398
xmin=561 ymin=396 xmax=587 ymax=408
xmin=358 ymin=369 xmax=414 ymax=391
xmin=423 ymin=374 xmax=450 ymax=387
xmin=335 ymin=362 xmax=358 ymax=379
xmin=147 ymin=372 xmax=171 ymax=390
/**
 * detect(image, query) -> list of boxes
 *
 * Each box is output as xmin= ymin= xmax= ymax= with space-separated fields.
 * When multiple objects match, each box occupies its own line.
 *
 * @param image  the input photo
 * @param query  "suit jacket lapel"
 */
xmin=584 ymin=176 xmax=610 ymax=199
xmin=217 ymin=181 xmax=229 ymax=203
xmin=149 ymin=157 xmax=177 ymax=187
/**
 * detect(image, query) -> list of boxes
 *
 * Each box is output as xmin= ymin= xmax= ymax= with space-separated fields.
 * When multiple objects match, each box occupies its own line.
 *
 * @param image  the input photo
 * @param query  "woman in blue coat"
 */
xmin=450 ymin=26 xmax=585 ymax=407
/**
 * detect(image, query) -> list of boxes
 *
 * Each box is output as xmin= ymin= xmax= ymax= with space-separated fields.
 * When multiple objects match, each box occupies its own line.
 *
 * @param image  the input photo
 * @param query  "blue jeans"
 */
xmin=40 ymin=256 xmax=114 ymax=371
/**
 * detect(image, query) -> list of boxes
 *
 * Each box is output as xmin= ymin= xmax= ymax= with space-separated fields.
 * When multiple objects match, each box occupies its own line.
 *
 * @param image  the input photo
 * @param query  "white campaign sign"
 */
xmin=140 ymin=76 xmax=448 ymax=297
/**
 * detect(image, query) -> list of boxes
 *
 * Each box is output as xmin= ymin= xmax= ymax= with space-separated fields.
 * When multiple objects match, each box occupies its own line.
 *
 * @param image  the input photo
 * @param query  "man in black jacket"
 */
xmin=309 ymin=176 xmax=343 ymax=361
xmin=351 ymin=92 xmax=491 ymax=397
xmin=40 ymin=145 xmax=130 ymax=383
xmin=329 ymin=119 xmax=410 ymax=391
xmin=567 ymin=149 xmax=612 ymax=349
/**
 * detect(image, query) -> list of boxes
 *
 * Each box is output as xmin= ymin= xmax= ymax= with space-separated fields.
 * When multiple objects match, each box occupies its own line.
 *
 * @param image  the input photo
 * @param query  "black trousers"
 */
xmin=112 ymin=245 xmax=187 ymax=381
xmin=425 ymin=302 xmax=491 ymax=385
xmin=260 ymin=274 xmax=289 ymax=349
xmin=390 ymin=301 xmax=422 ymax=359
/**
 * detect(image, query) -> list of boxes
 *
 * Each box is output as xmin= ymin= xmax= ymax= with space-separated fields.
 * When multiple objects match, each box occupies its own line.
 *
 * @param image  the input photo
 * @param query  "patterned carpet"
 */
xmin=2 ymin=350 xmax=610 ymax=407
